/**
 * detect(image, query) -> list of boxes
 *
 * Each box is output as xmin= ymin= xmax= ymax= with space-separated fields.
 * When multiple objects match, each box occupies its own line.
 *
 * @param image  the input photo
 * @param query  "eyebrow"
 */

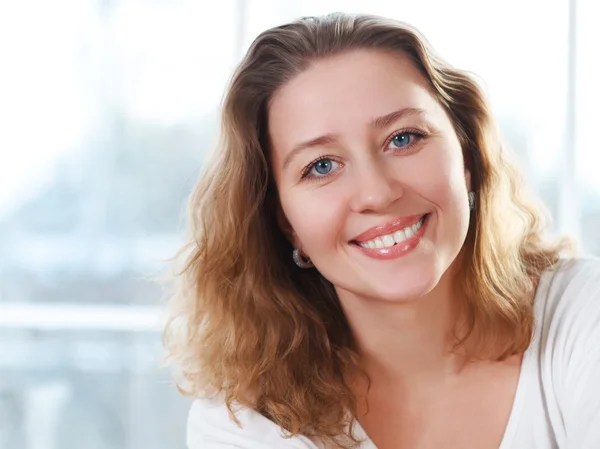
xmin=282 ymin=107 xmax=427 ymax=170
xmin=370 ymin=106 xmax=426 ymax=129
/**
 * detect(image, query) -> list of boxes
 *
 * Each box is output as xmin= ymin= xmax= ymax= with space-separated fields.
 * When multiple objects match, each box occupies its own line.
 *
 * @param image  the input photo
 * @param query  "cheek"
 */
xmin=416 ymin=142 xmax=466 ymax=208
xmin=281 ymin=187 xmax=347 ymax=252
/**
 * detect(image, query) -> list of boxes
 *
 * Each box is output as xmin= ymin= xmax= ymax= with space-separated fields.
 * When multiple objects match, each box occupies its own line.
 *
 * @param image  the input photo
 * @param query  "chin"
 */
xmin=364 ymin=262 xmax=444 ymax=303
xmin=371 ymin=278 xmax=440 ymax=303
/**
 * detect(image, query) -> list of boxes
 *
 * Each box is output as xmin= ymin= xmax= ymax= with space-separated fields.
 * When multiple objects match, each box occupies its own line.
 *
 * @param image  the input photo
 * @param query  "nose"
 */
xmin=348 ymin=160 xmax=404 ymax=213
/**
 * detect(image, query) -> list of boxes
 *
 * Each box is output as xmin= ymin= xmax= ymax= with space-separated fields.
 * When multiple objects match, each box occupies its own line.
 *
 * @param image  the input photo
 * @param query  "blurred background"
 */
xmin=0 ymin=0 xmax=599 ymax=448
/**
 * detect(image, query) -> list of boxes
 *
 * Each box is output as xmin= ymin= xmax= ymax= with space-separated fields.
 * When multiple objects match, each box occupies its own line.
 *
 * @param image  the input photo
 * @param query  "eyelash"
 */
xmin=386 ymin=128 xmax=427 ymax=150
xmin=300 ymin=128 xmax=428 ymax=181
xmin=300 ymin=154 xmax=339 ymax=181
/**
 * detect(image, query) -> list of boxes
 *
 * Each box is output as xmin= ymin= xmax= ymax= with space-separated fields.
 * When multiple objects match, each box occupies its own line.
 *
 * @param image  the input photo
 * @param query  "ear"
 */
xmin=276 ymin=204 xmax=301 ymax=249
xmin=464 ymin=167 xmax=472 ymax=191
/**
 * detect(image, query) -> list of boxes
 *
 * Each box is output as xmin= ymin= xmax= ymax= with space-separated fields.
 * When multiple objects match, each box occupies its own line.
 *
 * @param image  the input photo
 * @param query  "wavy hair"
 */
xmin=164 ymin=13 xmax=573 ymax=448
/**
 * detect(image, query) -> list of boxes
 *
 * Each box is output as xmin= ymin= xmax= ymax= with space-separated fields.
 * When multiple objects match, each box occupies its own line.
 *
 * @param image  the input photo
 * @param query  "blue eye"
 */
xmin=387 ymin=130 xmax=426 ymax=152
xmin=302 ymin=157 xmax=341 ymax=180
xmin=311 ymin=159 xmax=333 ymax=175
xmin=315 ymin=160 xmax=332 ymax=174
xmin=391 ymin=132 xmax=413 ymax=148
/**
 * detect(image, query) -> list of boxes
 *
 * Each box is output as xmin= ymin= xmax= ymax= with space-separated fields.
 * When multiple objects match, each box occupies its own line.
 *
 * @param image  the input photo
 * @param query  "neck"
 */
xmin=337 ymin=267 xmax=469 ymax=386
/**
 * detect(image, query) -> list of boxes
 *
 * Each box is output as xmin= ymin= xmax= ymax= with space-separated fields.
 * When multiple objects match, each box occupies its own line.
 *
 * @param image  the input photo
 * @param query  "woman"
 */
xmin=164 ymin=13 xmax=600 ymax=449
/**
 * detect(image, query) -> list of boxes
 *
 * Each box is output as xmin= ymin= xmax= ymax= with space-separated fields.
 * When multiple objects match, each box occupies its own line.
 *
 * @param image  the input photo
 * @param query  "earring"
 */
xmin=292 ymin=248 xmax=313 ymax=268
xmin=468 ymin=191 xmax=475 ymax=210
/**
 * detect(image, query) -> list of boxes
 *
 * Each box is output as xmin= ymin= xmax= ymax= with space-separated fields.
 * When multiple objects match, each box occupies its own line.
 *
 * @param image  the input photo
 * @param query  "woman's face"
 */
xmin=269 ymin=50 xmax=472 ymax=302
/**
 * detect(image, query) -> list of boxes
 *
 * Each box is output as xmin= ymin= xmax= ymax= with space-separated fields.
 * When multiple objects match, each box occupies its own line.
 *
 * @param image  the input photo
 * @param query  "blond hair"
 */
xmin=164 ymin=13 xmax=573 ymax=448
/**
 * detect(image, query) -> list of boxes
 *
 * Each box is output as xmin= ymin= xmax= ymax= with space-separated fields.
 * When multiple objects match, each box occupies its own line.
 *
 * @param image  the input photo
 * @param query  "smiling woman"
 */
xmin=164 ymin=13 xmax=600 ymax=449
xmin=270 ymin=49 xmax=473 ymax=303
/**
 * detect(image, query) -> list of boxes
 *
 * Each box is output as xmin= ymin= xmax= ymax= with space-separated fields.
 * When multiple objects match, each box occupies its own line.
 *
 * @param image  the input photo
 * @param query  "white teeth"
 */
xmin=358 ymin=215 xmax=426 ymax=249
xmin=393 ymin=229 xmax=406 ymax=243
xmin=382 ymin=235 xmax=395 ymax=247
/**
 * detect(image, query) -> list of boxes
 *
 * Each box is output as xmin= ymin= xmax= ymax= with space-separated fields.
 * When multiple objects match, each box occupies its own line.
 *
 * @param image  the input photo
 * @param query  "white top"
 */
xmin=187 ymin=257 xmax=600 ymax=448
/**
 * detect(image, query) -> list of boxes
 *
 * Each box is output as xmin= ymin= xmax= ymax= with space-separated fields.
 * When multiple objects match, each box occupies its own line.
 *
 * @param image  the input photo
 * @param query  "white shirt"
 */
xmin=187 ymin=257 xmax=600 ymax=448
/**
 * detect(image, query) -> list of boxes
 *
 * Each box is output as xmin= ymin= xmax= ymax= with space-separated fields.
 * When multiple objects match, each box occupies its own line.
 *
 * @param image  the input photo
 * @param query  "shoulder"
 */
xmin=187 ymin=396 xmax=320 ymax=449
xmin=527 ymin=257 xmax=600 ymax=446
xmin=543 ymin=255 xmax=600 ymax=292
xmin=534 ymin=258 xmax=600 ymax=410
xmin=536 ymin=256 xmax=600 ymax=329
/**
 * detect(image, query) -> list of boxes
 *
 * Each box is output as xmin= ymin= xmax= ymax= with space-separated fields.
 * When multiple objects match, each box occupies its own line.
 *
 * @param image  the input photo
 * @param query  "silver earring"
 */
xmin=292 ymin=248 xmax=313 ymax=268
xmin=468 ymin=191 xmax=475 ymax=210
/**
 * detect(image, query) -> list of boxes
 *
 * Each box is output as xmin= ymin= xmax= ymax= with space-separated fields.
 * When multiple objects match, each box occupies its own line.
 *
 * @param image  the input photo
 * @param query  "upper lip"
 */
xmin=351 ymin=214 xmax=426 ymax=243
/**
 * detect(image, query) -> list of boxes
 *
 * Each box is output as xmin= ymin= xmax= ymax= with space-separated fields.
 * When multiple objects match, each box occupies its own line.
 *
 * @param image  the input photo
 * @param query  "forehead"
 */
xmin=268 ymin=50 xmax=441 ymax=151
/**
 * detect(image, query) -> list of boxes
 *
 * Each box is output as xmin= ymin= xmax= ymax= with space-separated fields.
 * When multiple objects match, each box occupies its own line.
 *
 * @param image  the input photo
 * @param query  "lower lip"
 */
xmin=351 ymin=215 xmax=429 ymax=260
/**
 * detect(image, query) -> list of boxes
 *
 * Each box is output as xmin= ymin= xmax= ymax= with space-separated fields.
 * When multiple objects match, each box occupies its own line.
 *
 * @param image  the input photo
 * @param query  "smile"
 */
xmin=356 ymin=215 xmax=425 ymax=249
xmin=350 ymin=214 xmax=430 ymax=260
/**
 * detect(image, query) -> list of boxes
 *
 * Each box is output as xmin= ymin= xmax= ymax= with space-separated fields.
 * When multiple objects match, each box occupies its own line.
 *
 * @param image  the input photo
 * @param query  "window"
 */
xmin=0 ymin=1 xmax=237 ymax=447
xmin=0 ymin=1 xmax=596 ymax=448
